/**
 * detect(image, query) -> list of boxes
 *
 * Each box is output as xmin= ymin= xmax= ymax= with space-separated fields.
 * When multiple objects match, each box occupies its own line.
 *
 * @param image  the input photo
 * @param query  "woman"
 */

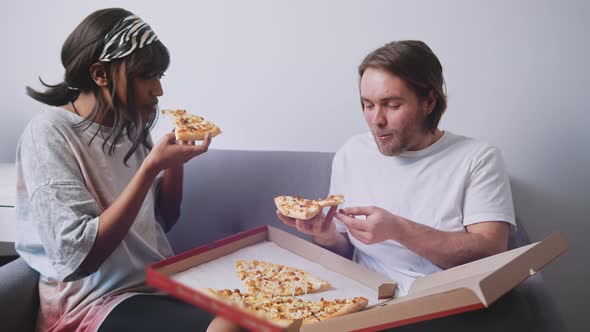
xmin=17 ymin=8 xmax=213 ymax=331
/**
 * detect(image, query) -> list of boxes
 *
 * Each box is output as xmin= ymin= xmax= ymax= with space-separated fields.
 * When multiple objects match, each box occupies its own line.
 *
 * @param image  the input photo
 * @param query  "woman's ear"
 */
xmin=90 ymin=63 xmax=108 ymax=87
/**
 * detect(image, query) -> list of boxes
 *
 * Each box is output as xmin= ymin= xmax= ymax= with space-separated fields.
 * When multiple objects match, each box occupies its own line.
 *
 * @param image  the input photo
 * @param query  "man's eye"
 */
xmin=364 ymin=104 xmax=374 ymax=110
xmin=386 ymin=104 xmax=400 ymax=110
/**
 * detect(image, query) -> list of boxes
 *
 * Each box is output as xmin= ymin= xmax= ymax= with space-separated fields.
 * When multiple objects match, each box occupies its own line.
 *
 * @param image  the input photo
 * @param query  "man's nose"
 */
xmin=371 ymin=107 xmax=386 ymax=127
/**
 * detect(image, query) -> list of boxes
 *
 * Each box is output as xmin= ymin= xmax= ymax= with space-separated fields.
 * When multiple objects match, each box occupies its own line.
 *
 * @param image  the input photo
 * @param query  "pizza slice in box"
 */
xmin=274 ymin=194 xmax=344 ymax=220
xmin=235 ymin=260 xmax=331 ymax=297
xmin=201 ymin=288 xmax=368 ymax=326
xmin=161 ymin=109 xmax=222 ymax=141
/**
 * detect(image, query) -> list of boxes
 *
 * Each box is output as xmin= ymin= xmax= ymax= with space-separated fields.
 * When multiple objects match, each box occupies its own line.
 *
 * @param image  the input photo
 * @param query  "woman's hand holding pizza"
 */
xmin=144 ymin=132 xmax=212 ymax=174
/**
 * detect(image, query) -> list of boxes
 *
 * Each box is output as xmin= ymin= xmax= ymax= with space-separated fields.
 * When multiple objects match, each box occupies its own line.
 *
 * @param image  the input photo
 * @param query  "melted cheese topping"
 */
xmin=211 ymin=289 xmax=367 ymax=322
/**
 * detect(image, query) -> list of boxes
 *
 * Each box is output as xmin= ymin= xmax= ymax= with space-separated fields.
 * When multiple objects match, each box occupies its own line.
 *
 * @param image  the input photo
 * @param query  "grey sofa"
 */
xmin=0 ymin=149 xmax=566 ymax=331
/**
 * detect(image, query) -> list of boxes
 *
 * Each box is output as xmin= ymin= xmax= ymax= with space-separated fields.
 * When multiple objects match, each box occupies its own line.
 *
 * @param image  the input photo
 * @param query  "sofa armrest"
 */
xmin=513 ymin=273 xmax=567 ymax=331
xmin=0 ymin=257 xmax=39 ymax=332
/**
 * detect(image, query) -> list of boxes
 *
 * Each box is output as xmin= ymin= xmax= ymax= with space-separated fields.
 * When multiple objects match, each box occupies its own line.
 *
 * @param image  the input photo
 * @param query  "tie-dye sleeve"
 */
xmin=17 ymin=118 xmax=100 ymax=281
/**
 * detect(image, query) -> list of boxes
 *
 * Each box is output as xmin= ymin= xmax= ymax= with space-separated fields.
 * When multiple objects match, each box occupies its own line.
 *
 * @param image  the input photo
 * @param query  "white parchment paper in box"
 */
xmin=172 ymin=241 xmax=383 ymax=307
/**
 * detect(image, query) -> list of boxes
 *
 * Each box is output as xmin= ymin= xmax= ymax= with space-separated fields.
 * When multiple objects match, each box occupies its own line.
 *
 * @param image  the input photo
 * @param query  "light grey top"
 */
xmin=15 ymin=107 xmax=173 ymax=331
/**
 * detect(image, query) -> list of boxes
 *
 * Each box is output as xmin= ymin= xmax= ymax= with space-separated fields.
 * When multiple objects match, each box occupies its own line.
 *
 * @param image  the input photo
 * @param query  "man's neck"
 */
xmin=409 ymin=128 xmax=443 ymax=151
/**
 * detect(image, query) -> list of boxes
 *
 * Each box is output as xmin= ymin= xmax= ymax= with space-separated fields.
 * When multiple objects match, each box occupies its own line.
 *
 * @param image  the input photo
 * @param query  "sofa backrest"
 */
xmin=166 ymin=149 xmax=528 ymax=254
xmin=166 ymin=149 xmax=334 ymax=254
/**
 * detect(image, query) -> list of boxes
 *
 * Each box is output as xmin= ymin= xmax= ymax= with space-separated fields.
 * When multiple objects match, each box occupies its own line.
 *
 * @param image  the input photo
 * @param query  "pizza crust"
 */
xmin=175 ymin=126 xmax=221 ymax=141
xmin=325 ymin=297 xmax=369 ymax=318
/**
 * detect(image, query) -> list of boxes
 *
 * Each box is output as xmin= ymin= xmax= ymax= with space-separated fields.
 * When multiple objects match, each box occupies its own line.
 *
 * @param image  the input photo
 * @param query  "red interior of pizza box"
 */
xmin=146 ymin=225 xmax=567 ymax=332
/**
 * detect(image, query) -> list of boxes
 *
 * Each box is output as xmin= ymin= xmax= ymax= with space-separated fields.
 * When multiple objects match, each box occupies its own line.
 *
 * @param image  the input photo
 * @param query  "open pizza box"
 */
xmin=146 ymin=225 xmax=567 ymax=332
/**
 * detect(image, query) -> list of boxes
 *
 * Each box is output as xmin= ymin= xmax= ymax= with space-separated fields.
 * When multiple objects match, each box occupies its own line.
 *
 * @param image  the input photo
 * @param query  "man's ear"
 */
xmin=90 ymin=63 xmax=108 ymax=87
xmin=423 ymin=90 xmax=437 ymax=115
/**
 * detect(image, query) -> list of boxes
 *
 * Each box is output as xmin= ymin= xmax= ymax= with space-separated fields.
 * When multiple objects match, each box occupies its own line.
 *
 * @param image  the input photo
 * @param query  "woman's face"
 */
xmin=132 ymin=71 xmax=163 ymax=123
xmin=112 ymin=62 xmax=164 ymax=123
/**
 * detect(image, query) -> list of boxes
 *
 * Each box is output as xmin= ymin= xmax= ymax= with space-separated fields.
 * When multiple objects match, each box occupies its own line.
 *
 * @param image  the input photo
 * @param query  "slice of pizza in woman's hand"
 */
xmin=161 ymin=109 xmax=222 ymax=141
xmin=274 ymin=194 xmax=344 ymax=220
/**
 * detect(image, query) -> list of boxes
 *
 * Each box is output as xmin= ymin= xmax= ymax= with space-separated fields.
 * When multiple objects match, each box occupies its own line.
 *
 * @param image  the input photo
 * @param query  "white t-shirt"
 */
xmin=330 ymin=131 xmax=515 ymax=296
xmin=15 ymin=107 xmax=174 ymax=332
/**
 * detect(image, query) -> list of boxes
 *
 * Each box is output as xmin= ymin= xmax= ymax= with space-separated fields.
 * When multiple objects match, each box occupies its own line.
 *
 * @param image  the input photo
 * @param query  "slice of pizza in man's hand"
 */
xmin=274 ymin=194 xmax=345 ymax=220
xmin=161 ymin=109 xmax=222 ymax=141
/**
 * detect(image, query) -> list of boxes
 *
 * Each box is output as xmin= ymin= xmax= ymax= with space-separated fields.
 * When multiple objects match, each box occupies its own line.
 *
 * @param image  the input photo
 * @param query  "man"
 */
xmin=278 ymin=40 xmax=515 ymax=295
xmin=207 ymin=40 xmax=516 ymax=331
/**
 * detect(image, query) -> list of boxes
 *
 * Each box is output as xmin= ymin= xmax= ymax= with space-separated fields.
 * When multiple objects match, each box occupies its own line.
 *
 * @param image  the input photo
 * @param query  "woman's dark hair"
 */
xmin=26 ymin=8 xmax=170 ymax=164
xmin=358 ymin=40 xmax=447 ymax=133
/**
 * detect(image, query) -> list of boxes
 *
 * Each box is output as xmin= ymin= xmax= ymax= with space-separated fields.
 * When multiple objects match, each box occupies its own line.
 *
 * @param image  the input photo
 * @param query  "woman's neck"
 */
xmin=63 ymin=93 xmax=114 ymax=126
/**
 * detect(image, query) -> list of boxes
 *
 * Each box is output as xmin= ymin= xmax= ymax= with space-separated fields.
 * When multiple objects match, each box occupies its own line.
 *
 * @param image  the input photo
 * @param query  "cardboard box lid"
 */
xmin=404 ymin=232 xmax=567 ymax=306
xmin=299 ymin=232 xmax=568 ymax=332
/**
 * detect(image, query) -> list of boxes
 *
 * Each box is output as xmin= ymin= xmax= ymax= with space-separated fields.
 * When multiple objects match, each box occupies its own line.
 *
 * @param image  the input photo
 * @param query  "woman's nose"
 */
xmin=152 ymin=78 xmax=163 ymax=97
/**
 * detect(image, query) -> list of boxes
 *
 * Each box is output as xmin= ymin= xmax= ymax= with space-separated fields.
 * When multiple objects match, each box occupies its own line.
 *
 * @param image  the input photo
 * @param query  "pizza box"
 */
xmin=146 ymin=225 xmax=567 ymax=331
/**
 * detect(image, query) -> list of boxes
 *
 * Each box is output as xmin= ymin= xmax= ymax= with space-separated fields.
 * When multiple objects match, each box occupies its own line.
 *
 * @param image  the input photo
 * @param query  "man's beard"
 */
xmin=372 ymin=128 xmax=410 ymax=156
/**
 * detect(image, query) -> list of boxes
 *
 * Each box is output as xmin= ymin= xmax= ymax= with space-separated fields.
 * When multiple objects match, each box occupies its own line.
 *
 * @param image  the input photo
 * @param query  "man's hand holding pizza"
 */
xmin=277 ymin=204 xmax=354 ymax=259
xmin=276 ymin=205 xmax=338 ymax=240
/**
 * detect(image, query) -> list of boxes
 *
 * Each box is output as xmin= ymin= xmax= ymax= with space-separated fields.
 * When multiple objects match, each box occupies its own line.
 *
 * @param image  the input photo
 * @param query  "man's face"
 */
xmin=360 ymin=67 xmax=431 ymax=156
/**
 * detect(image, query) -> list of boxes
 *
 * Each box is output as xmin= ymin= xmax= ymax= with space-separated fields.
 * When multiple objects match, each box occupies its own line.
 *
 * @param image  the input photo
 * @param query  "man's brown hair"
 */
xmin=358 ymin=40 xmax=447 ymax=132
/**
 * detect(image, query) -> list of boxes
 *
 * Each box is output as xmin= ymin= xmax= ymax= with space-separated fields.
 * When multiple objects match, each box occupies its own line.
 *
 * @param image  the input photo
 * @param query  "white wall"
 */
xmin=2 ymin=1 xmax=588 ymax=330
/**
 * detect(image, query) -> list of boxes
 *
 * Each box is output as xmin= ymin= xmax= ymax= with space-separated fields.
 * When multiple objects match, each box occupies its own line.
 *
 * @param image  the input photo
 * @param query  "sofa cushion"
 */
xmin=0 ymin=257 xmax=39 ymax=332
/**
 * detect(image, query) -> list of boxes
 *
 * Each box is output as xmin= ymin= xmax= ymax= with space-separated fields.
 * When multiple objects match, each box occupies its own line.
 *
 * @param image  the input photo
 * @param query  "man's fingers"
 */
xmin=339 ymin=206 xmax=373 ymax=216
xmin=324 ymin=206 xmax=338 ymax=223
xmin=294 ymin=219 xmax=310 ymax=234
xmin=335 ymin=212 xmax=368 ymax=231
xmin=276 ymin=210 xmax=296 ymax=226
xmin=318 ymin=206 xmax=337 ymax=232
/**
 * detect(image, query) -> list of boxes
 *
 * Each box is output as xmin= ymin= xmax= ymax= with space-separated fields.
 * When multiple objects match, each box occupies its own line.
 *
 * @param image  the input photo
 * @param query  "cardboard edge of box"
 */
xmin=146 ymin=226 xmax=568 ymax=332
xmin=299 ymin=231 xmax=568 ymax=332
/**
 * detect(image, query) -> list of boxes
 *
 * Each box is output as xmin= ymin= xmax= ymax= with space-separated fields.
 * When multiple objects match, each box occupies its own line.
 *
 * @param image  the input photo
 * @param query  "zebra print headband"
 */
xmin=98 ymin=15 xmax=159 ymax=62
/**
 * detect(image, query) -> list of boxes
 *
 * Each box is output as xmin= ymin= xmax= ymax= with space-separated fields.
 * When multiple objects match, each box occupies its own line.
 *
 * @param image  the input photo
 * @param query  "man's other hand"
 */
xmin=335 ymin=206 xmax=402 ymax=244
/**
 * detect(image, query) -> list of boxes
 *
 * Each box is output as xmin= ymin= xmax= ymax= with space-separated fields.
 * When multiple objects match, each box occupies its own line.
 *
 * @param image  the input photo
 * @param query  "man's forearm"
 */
xmin=313 ymin=232 xmax=354 ymax=259
xmin=394 ymin=218 xmax=508 ymax=269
